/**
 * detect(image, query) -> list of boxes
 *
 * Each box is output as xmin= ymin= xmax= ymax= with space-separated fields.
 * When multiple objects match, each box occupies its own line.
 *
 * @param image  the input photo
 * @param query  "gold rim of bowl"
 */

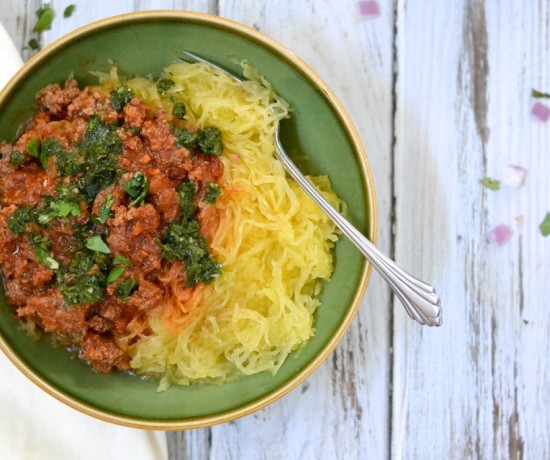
xmin=0 ymin=10 xmax=377 ymax=430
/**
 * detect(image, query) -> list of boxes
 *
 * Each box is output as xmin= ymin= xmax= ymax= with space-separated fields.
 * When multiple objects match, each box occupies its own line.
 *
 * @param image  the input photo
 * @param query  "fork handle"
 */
xmin=275 ymin=135 xmax=442 ymax=326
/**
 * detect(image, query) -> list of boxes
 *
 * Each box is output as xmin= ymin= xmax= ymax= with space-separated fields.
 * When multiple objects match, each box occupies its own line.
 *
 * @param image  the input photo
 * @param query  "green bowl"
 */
xmin=0 ymin=11 xmax=376 ymax=429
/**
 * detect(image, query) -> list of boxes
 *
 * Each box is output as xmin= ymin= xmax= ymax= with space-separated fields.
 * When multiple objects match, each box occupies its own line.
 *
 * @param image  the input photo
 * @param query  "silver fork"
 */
xmin=180 ymin=50 xmax=442 ymax=327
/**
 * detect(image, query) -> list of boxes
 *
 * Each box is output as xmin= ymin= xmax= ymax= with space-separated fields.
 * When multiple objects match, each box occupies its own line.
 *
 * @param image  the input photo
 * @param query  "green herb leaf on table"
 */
xmin=540 ymin=213 xmax=550 ymax=237
xmin=480 ymin=177 xmax=500 ymax=191
xmin=33 ymin=5 xmax=55 ymax=32
xmin=86 ymin=235 xmax=111 ymax=254
xmin=63 ymin=4 xmax=76 ymax=18
xmin=27 ymin=39 xmax=39 ymax=50
xmin=532 ymin=89 xmax=550 ymax=99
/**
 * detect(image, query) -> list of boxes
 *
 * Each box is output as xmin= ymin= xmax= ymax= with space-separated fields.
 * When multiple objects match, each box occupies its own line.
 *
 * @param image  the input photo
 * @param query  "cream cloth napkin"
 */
xmin=0 ymin=23 xmax=168 ymax=460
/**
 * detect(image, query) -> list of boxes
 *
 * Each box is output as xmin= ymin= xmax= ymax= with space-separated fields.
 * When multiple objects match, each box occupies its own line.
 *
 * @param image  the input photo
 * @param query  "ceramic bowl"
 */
xmin=0 ymin=11 xmax=376 ymax=429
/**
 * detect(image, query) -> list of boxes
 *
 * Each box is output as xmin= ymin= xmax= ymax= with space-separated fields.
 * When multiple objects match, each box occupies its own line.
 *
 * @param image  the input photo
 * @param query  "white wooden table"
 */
xmin=2 ymin=1 xmax=549 ymax=458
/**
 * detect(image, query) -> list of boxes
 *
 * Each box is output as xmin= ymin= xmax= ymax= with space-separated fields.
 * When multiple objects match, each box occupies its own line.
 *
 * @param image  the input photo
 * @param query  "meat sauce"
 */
xmin=0 ymin=79 xmax=224 ymax=373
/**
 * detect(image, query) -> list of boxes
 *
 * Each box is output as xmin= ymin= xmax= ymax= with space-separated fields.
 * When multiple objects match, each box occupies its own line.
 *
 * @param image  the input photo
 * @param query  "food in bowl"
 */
xmin=0 ymin=60 xmax=341 ymax=389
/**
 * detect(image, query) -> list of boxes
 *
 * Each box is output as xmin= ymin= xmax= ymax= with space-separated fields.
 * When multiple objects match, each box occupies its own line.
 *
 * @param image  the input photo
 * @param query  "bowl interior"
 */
xmin=0 ymin=13 xmax=374 ymax=428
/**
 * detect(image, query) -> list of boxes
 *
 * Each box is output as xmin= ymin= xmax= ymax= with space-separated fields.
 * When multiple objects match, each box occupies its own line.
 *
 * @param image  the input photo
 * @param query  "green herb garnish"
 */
xmin=172 ymin=102 xmax=186 ymax=119
xmin=197 ymin=126 xmax=223 ymax=156
xmin=30 ymin=234 xmax=59 ymax=270
xmin=85 ymin=235 xmax=111 ymax=254
xmin=176 ymin=180 xmax=196 ymax=218
xmin=107 ymin=254 xmax=132 ymax=284
xmin=124 ymin=171 xmax=149 ymax=206
xmin=532 ymin=89 xmax=550 ymax=99
xmin=63 ymin=4 xmax=76 ymax=18
xmin=59 ymin=273 xmax=106 ymax=305
xmin=540 ymin=213 xmax=550 ymax=237
xmin=204 ymin=182 xmax=221 ymax=204
xmin=36 ymin=199 xmax=81 ymax=224
xmin=8 ymin=206 xmax=36 ymax=236
xmin=9 ymin=150 xmax=26 ymax=165
xmin=480 ymin=177 xmax=500 ymax=191
xmin=33 ymin=4 xmax=54 ymax=32
xmin=159 ymin=219 xmax=220 ymax=287
xmin=115 ymin=276 xmax=138 ymax=299
xmin=157 ymin=79 xmax=175 ymax=93
xmin=173 ymin=127 xmax=199 ymax=151
xmin=110 ymin=86 xmax=134 ymax=112
xmin=96 ymin=194 xmax=114 ymax=224
xmin=25 ymin=138 xmax=40 ymax=159
xmin=27 ymin=39 xmax=39 ymax=50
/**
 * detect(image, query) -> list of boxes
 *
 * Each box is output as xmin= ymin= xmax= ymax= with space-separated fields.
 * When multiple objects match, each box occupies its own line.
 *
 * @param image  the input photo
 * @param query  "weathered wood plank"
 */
xmin=392 ymin=0 xmax=550 ymax=458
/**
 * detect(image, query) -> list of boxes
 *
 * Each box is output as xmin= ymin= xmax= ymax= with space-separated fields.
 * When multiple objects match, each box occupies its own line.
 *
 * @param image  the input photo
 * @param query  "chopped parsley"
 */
xmin=176 ymin=180 xmax=196 ymax=218
xmin=8 ymin=206 xmax=36 ymax=236
xmin=59 ymin=272 xmax=106 ymax=305
xmin=107 ymin=254 xmax=132 ymax=284
xmin=110 ymin=86 xmax=134 ymax=112
xmin=9 ymin=150 xmax=26 ymax=165
xmin=204 ymin=182 xmax=221 ymax=204
xmin=124 ymin=171 xmax=149 ymax=206
xmin=25 ymin=138 xmax=40 ymax=159
xmin=115 ymin=276 xmax=138 ymax=299
xmin=30 ymin=234 xmax=59 ymax=270
xmin=95 ymin=194 xmax=114 ymax=224
xmin=157 ymin=79 xmax=175 ymax=93
xmin=172 ymin=102 xmax=186 ymax=119
xmin=36 ymin=198 xmax=81 ymax=224
xmin=173 ymin=126 xmax=224 ymax=156
xmin=197 ymin=126 xmax=224 ymax=156
xmin=85 ymin=235 xmax=111 ymax=254
xmin=173 ymin=127 xmax=199 ymax=151
xmin=159 ymin=219 xmax=220 ymax=287
xmin=480 ymin=177 xmax=500 ymax=191
xmin=33 ymin=5 xmax=54 ymax=32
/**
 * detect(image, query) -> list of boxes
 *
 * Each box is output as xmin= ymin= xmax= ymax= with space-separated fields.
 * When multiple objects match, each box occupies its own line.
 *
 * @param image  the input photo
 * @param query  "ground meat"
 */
xmin=0 ymin=162 xmax=54 ymax=206
xmin=1 ymin=241 xmax=54 ymax=306
xmin=148 ymin=173 xmax=180 ymax=222
xmin=106 ymin=203 xmax=162 ymax=273
xmin=123 ymin=99 xmax=149 ymax=128
xmin=128 ymin=275 xmax=164 ymax=312
xmin=141 ymin=117 xmax=190 ymax=180
xmin=17 ymin=288 xmax=89 ymax=334
xmin=81 ymin=332 xmax=129 ymax=373
xmin=36 ymin=80 xmax=80 ymax=118
xmin=66 ymin=87 xmax=118 ymax=124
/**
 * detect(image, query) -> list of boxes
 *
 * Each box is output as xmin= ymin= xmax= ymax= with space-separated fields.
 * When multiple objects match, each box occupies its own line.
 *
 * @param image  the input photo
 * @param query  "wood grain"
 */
xmin=2 ymin=0 xmax=549 ymax=459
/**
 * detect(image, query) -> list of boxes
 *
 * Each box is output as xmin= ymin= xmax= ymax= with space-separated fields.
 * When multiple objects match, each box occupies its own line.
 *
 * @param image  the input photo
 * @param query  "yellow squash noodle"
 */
xmin=97 ymin=62 xmax=340 ymax=389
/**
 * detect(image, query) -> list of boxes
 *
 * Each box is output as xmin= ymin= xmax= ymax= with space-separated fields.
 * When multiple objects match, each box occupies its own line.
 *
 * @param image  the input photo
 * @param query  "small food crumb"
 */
xmin=358 ymin=1 xmax=380 ymax=19
xmin=532 ymin=102 xmax=550 ymax=121
xmin=488 ymin=224 xmax=513 ymax=246
xmin=480 ymin=177 xmax=500 ymax=191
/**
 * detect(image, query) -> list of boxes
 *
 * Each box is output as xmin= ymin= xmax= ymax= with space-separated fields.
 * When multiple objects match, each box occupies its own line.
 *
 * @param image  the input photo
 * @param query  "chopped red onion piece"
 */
xmin=488 ymin=224 xmax=513 ymax=246
xmin=532 ymin=102 xmax=550 ymax=121
xmin=502 ymin=165 xmax=527 ymax=188
xmin=358 ymin=1 xmax=380 ymax=18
